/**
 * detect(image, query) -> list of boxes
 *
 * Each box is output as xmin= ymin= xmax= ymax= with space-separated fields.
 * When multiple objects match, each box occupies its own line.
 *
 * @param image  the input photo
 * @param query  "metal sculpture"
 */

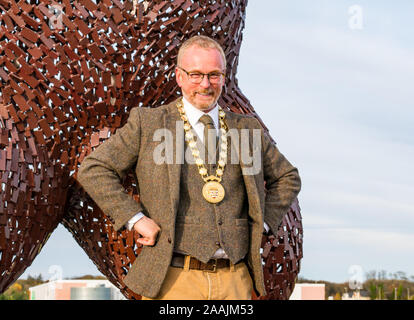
xmin=0 ymin=0 xmax=303 ymax=299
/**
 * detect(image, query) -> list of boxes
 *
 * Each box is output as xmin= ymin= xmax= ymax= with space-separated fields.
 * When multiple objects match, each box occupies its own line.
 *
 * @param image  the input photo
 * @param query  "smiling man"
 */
xmin=77 ymin=35 xmax=301 ymax=300
xmin=175 ymin=39 xmax=225 ymax=112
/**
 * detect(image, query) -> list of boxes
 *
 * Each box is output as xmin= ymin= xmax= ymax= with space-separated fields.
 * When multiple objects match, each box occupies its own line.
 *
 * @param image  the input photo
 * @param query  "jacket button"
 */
xmin=215 ymin=241 xmax=220 ymax=246
xmin=218 ymin=219 xmax=223 ymax=226
xmin=168 ymin=237 xmax=172 ymax=244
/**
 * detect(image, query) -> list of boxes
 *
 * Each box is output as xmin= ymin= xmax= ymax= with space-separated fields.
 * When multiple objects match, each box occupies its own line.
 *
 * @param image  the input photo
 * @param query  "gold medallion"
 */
xmin=176 ymin=98 xmax=228 ymax=204
xmin=202 ymin=180 xmax=225 ymax=203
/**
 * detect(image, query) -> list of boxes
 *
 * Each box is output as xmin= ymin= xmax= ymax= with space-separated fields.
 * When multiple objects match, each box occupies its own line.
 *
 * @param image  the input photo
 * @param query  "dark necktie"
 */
xmin=199 ymin=114 xmax=217 ymax=164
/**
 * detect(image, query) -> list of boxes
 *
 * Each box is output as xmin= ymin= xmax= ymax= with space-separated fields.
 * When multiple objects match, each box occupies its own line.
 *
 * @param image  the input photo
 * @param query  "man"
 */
xmin=77 ymin=35 xmax=301 ymax=300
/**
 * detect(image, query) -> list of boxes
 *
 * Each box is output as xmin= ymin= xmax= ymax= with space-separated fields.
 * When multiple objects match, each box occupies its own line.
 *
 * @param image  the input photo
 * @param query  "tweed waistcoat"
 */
xmin=174 ymin=132 xmax=249 ymax=264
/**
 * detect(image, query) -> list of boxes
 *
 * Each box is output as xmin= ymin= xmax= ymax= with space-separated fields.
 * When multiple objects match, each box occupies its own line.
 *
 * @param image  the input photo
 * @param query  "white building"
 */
xmin=289 ymin=283 xmax=326 ymax=300
xmin=342 ymin=290 xmax=370 ymax=300
xmin=29 ymin=279 xmax=127 ymax=300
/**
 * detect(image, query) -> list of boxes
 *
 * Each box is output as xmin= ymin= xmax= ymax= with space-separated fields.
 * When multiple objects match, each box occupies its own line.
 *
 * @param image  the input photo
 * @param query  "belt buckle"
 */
xmin=207 ymin=259 xmax=217 ymax=273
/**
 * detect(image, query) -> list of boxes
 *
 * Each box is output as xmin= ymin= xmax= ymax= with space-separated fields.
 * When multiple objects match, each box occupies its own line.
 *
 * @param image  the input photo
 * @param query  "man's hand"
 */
xmin=133 ymin=216 xmax=161 ymax=246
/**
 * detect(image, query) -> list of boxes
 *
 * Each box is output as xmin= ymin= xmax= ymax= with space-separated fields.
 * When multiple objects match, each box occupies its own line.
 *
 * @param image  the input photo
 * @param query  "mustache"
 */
xmin=196 ymin=90 xmax=214 ymax=95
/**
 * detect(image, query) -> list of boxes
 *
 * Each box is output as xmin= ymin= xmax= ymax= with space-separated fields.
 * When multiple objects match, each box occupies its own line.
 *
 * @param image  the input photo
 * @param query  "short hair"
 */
xmin=177 ymin=35 xmax=226 ymax=69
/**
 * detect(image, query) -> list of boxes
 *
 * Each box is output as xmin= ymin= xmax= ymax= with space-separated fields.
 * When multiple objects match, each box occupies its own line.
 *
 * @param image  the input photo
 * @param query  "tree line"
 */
xmin=297 ymin=270 xmax=414 ymax=300
xmin=0 ymin=274 xmax=106 ymax=300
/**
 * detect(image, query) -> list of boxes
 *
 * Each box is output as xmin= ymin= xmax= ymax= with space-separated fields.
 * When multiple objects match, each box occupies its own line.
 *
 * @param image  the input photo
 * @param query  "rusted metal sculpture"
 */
xmin=0 ymin=0 xmax=303 ymax=299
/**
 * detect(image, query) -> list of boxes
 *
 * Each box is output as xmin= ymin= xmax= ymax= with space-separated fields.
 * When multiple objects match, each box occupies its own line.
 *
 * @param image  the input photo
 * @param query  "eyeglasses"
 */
xmin=177 ymin=66 xmax=225 ymax=84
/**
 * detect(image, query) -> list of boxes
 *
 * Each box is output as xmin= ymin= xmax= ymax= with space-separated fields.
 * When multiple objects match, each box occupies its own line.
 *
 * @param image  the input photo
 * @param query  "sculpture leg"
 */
xmin=0 ymin=121 xmax=69 ymax=293
xmin=256 ymin=199 xmax=303 ymax=300
xmin=62 ymin=171 xmax=142 ymax=300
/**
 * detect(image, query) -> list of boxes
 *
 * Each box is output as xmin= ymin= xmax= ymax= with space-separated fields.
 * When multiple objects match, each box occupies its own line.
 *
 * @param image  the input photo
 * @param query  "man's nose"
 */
xmin=199 ymin=74 xmax=211 ymax=88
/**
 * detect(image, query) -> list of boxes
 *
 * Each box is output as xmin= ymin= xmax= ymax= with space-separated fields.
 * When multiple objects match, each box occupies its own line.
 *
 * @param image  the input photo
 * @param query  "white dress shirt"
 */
xmin=126 ymin=97 xmax=269 ymax=258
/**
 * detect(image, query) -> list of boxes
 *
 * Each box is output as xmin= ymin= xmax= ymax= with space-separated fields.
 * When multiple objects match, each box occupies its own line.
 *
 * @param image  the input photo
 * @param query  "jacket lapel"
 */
xmin=225 ymin=111 xmax=263 ymax=224
xmin=164 ymin=99 xmax=183 ymax=218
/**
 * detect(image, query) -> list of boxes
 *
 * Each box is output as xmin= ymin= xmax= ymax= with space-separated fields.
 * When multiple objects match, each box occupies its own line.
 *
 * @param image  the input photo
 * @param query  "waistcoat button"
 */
xmin=215 ymin=241 xmax=220 ymax=246
xmin=168 ymin=237 xmax=172 ymax=244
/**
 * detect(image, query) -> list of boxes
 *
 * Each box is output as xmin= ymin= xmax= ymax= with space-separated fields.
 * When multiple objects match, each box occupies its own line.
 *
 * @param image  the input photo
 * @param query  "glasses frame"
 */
xmin=177 ymin=66 xmax=225 ymax=84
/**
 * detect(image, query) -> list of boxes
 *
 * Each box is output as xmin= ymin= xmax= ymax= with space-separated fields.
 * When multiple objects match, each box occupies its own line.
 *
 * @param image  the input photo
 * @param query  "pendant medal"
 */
xmin=202 ymin=180 xmax=225 ymax=204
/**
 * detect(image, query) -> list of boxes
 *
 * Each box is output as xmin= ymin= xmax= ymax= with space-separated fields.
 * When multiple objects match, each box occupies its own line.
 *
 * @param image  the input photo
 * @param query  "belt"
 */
xmin=171 ymin=253 xmax=234 ymax=272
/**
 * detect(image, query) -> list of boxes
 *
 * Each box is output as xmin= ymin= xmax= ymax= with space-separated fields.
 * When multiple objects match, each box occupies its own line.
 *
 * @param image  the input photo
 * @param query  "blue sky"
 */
xmin=237 ymin=0 xmax=414 ymax=282
xmin=21 ymin=1 xmax=414 ymax=284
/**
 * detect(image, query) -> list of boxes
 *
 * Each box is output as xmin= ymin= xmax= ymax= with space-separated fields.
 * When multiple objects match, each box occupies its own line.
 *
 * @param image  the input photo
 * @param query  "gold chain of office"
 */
xmin=176 ymin=98 xmax=228 ymax=204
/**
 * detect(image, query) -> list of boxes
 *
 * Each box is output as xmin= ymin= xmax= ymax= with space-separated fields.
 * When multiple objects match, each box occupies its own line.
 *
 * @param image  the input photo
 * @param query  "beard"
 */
xmin=190 ymin=89 xmax=221 ymax=111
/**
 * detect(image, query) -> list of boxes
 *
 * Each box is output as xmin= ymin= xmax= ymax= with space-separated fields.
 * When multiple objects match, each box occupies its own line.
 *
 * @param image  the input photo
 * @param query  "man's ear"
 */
xmin=175 ymin=67 xmax=183 ymax=87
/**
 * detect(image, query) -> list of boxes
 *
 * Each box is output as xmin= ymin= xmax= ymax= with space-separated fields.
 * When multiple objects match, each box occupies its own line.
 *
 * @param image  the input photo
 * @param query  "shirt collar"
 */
xmin=182 ymin=96 xmax=219 ymax=129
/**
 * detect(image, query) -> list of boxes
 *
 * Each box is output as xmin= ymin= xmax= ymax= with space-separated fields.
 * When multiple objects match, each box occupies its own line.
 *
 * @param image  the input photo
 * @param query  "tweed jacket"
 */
xmin=77 ymin=98 xmax=301 ymax=298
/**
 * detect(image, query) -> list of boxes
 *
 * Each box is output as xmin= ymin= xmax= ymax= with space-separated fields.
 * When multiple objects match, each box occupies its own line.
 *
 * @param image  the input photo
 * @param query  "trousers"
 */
xmin=141 ymin=256 xmax=253 ymax=300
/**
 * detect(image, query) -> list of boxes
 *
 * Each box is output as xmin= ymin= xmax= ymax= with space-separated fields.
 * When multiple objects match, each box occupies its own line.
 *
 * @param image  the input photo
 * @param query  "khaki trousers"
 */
xmin=142 ymin=257 xmax=253 ymax=300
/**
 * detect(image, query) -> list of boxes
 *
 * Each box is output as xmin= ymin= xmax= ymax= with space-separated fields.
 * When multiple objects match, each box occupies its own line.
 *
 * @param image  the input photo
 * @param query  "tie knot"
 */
xmin=199 ymin=114 xmax=215 ymax=128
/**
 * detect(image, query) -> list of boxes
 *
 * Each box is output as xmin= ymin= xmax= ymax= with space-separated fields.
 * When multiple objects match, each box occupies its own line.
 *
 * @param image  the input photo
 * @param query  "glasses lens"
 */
xmin=189 ymin=73 xmax=203 ymax=83
xmin=185 ymin=70 xmax=224 ymax=84
xmin=208 ymin=73 xmax=222 ymax=84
